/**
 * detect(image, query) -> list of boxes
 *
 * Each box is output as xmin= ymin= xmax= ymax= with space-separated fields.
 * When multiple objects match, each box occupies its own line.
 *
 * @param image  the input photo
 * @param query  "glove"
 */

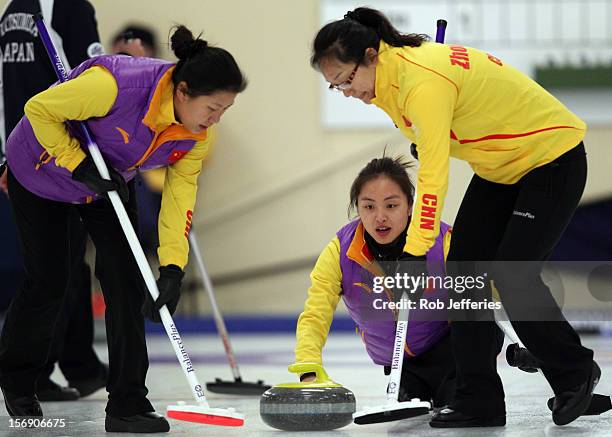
xmin=505 ymin=343 xmax=542 ymax=373
xmin=393 ymin=252 xmax=428 ymax=303
xmin=142 ymin=264 xmax=184 ymax=323
xmin=72 ymin=156 xmax=129 ymax=203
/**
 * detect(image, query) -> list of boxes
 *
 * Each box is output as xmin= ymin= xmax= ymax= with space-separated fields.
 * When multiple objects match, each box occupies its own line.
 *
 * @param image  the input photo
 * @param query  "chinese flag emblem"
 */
xmin=169 ymin=150 xmax=188 ymax=164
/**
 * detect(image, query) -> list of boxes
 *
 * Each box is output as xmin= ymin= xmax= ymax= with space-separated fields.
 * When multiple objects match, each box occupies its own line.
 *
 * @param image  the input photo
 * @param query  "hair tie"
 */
xmin=344 ymin=10 xmax=355 ymax=20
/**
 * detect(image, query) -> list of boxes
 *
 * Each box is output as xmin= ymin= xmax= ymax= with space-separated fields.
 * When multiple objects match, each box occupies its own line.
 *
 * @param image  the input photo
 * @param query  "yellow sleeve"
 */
xmin=402 ymin=77 xmax=456 ymax=255
xmin=23 ymin=66 xmax=118 ymax=171
xmin=295 ymin=236 xmax=343 ymax=365
xmin=443 ymin=227 xmax=452 ymax=261
xmin=141 ymin=168 xmax=166 ymax=193
xmin=157 ymin=127 xmax=215 ymax=269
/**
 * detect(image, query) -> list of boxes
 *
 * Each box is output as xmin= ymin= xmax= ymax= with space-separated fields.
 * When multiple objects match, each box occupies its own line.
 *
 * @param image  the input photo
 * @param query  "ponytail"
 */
xmin=170 ymin=25 xmax=247 ymax=96
xmin=311 ymin=7 xmax=429 ymax=69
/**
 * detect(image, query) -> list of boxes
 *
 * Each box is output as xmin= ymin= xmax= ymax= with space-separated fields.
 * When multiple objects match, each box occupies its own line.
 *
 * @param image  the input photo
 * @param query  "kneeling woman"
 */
xmin=294 ymin=156 xmax=485 ymax=407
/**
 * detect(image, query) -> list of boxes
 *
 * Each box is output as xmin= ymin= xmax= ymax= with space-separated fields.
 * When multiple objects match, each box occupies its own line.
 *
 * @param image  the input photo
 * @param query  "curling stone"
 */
xmin=260 ymin=363 xmax=355 ymax=431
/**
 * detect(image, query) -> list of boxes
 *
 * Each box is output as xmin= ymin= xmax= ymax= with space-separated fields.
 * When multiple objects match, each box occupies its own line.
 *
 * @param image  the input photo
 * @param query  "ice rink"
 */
xmin=2 ymin=331 xmax=612 ymax=436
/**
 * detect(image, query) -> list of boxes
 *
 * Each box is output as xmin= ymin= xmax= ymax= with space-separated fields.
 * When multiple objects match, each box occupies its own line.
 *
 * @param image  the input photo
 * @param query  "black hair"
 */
xmin=348 ymin=154 xmax=415 ymax=218
xmin=113 ymin=24 xmax=158 ymax=57
xmin=311 ymin=7 xmax=429 ymax=69
xmin=170 ymin=25 xmax=247 ymax=96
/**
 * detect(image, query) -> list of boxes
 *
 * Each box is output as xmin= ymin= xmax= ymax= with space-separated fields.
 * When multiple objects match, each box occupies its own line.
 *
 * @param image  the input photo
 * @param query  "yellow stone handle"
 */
xmin=288 ymin=363 xmax=332 ymax=384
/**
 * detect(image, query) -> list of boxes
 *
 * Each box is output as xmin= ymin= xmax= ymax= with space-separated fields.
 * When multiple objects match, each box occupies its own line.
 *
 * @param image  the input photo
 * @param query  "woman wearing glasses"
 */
xmin=310 ymin=6 xmax=597 ymax=429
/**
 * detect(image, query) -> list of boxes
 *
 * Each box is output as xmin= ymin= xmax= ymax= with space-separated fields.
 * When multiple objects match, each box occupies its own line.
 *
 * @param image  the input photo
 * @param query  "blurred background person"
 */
xmin=112 ymin=23 xmax=158 ymax=58
xmin=0 ymin=0 xmax=108 ymax=402
xmin=112 ymin=23 xmax=164 ymax=258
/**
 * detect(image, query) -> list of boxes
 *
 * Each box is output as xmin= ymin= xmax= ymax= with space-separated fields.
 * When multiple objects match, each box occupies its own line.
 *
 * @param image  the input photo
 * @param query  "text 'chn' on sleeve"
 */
xmin=402 ymin=74 xmax=456 ymax=255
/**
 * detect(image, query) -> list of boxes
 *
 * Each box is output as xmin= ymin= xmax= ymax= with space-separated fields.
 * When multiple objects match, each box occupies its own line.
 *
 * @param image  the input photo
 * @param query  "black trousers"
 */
xmin=447 ymin=143 xmax=594 ymax=417
xmin=39 ymin=209 xmax=104 ymax=386
xmin=0 ymin=170 xmax=153 ymax=416
xmin=385 ymin=332 xmax=503 ymax=408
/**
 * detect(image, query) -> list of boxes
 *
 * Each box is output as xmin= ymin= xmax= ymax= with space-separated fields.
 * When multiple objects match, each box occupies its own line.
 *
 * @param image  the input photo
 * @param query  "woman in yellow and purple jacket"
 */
xmin=294 ymin=156 xmax=474 ymax=408
xmin=0 ymin=25 xmax=246 ymax=433
xmin=309 ymin=6 xmax=597 ymax=429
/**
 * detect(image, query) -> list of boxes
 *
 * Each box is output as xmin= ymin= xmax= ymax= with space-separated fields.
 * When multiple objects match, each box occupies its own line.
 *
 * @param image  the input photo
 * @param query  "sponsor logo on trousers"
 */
xmin=513 ymin=210 xmax=535 ymax=219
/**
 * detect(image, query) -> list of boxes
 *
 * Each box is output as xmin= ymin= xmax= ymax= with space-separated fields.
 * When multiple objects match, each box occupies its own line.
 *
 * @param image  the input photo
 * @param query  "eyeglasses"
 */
xmin=328 ymin=63 xmax=359 ymax=92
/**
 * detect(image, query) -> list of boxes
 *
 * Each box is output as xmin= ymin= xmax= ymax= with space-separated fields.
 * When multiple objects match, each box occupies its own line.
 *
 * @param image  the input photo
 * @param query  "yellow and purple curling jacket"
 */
xmin=6 ymin=55 xmax=215 ymax=268
xmin=295 ymin=219 xmax=452 ymax=366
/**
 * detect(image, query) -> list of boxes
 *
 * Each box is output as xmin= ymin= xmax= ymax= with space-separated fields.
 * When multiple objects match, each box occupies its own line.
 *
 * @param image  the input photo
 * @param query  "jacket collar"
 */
xmin=370 ymin=41 xmax=401 ymax=114
xmin=142 ymin=66 xmax=207 ymax=141
xmin=346 ymin=221 xmax=385 ymax=277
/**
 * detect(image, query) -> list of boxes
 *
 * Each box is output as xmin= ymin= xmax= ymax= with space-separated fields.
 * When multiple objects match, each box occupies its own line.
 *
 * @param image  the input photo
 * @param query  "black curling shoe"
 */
xmin=36 ymin=380 xmax=80 ymax=401
xmin=105 ymin=412 xmax=170 ymax=433
xmin=552 ymin=361 xmax=601 ymax=426
xmin=430 ymin=407 xmax=506 ymax=428
xmin=1 ymin=388 xmax=43 ymax=417
xmin=69 ymin=363 xmax=108 ymax=398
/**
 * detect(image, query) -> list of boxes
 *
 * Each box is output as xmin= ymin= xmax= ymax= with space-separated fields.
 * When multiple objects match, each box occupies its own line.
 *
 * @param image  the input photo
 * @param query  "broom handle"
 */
xmin=188 ymin=231 xmax=242 ymax=380
xmin=34 ymin=14 xmax=210 ymax=407
xmin=386 ymin=18 xmax=448 ymax=404
xmin=387 ymin=292 xmax=410 ymax=402
xmin=436 ymin=19 xmax=448 ymax=44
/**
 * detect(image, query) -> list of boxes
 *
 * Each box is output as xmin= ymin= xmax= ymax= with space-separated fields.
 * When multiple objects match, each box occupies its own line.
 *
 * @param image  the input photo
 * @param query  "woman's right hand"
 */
xmin=300 ymin=373 xmax=317 ymax=383
xmin=289 ymin=363 xmax=332 ymax=384
xmin=71 ymin=156 xmax=129 ymax=202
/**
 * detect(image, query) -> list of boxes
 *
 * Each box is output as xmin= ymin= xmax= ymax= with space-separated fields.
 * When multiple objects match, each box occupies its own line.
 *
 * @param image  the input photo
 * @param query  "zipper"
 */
xmin=35 ymin=151 xmax=52 ymax=170
xmin=129 ymin=131 xmax=160 ymax=170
